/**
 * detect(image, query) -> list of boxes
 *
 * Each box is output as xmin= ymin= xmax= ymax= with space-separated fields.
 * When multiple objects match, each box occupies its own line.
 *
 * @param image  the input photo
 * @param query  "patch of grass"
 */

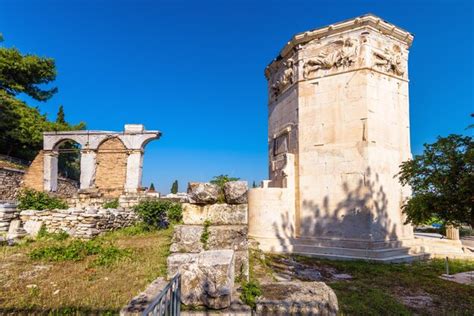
xmin=330 ymin=281 xmax=411 ymax=315
xmin=240 ymin=280 xmax=262 ymax=309
xmin=287 ymin=256 xmax=474 ymax=315
xmin=29 ymin=239 xmax=130 ymax=267
xmin=0 ymin=226 xmax=173 ymax=312
xmin=200 ymin=219 xmax=211 ymax=250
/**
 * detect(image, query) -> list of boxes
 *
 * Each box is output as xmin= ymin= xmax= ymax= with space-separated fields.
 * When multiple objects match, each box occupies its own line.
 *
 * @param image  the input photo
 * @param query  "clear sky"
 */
xmin=1 ymin=0 xmax=472 ymax=193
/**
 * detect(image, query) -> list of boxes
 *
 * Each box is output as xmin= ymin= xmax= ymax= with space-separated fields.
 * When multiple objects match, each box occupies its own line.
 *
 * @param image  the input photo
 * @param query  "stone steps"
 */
xmin=292 ymin=242 xmax=431 ymax=262
xmin=292 ymin=249 xmax=428 ymax=263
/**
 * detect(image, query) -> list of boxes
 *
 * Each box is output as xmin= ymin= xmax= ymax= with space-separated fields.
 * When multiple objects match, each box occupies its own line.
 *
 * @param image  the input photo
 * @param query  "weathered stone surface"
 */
xmin=180 ymin=250 xmax=235 ymax=309
xmin=224 ymin=181 xmax=248 ymax=204
xmin=167 ymin=253 xmax=199 ymax=279
xmin=256 ymin=281 xmax=338 ymax=315
xmin=120 ymin=277 xmax=169 ymax=315
xmin=23 ymin=220 xmax=43 ymax=237
xmin=207 ymin=226 xmax=248 ymax=251
xmin=19 ymin=207 xmax=138 ymax=239
xmin=170 ymin=225 xmax=204 ymax=253
xmin=187 ymin=182 xmax=219 ymax=204
xmin=182 ymin=203 xmax=248 ymax=225
xmin=170 ymin=225 xmax=248 ymax=254
xmin=0 ymin=203 xmax=19 ymax=232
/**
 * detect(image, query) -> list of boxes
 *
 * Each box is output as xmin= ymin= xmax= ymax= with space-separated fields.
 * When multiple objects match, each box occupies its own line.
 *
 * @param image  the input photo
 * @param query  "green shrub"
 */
xmin=37 ymin=226 xmax=69 ymax=241
xmin=210 ymin=174 xmax=240 ymax=203
xmin=18 ymin=189 xmax=68 ymax=210
xmin=134 ymin=199 xmax=182 ymax=229
xmin=29 ymin=239 xmax=129 ymax=266
xmin=240 ymin=280 xmax=262 ymax=309
xmin=103 ymin=198 xmax=119 ymax=209
xmin=200 ymin=219 xmax=211 ymax=250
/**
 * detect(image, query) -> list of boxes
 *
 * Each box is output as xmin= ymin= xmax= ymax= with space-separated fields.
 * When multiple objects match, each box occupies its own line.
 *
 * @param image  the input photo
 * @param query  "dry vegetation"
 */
xmin=0 ymin=226 xmax=172 ymax=314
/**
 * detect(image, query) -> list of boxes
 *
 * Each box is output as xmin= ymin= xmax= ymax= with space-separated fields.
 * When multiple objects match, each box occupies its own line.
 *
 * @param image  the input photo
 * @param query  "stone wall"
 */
xmin=19 ymin=207 xmax=138 ymax=239
xmin=0 ymin=203 xmax=19 ymax=232
xmin=0 ymin=157 xmax=78 ymax=202
xmin=23 ymin=150 xmax=44 ymax=192
xmin=0 ymin=168 xmax=23 ymax=201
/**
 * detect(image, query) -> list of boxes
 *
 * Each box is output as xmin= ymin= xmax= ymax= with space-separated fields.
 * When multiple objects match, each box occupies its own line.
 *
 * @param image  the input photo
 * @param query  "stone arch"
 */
xmin=95 ymin=137 xmax=128 ymax=197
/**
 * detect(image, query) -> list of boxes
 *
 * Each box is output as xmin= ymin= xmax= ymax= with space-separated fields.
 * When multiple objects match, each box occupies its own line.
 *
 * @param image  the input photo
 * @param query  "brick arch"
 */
xmin=95 ymin=137 xmax=128 ymax=197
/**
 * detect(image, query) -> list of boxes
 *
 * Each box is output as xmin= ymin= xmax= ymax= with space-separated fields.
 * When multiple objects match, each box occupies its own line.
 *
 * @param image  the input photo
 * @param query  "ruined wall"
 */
xmin=0 ymin=168 xmax=23 ymax=201
xmin=95 ymin=138 xmax=128 ymax=198
xmin=0 ymin=162 xmax=78 ymax=202
xmin=22 ymin=151 xmax=44 ymax=192
xmin=19 ymin=207 xmax=138 ymax=239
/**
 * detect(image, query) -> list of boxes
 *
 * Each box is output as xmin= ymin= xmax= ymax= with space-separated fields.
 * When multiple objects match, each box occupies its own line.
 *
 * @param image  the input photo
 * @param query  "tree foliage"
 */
xmin=170 ymin=180 xmax=178 ymax=194
xmin=398 ymin=134 xmax=473 ymax=227
xmin=210 ymin=174 xmax=240 ymax=190
xmin=0 ymin=35 xmax=85 ymax=164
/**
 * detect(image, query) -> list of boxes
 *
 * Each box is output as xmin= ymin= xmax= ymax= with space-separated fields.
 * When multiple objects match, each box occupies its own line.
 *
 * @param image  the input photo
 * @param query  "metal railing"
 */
xmin=142 ymin=273 xmax=181 ymax=316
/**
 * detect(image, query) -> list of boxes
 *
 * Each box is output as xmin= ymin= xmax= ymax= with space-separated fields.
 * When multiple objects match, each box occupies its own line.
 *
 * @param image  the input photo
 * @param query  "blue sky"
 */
xmin=1 ymin=0 xmax=472 ymax=193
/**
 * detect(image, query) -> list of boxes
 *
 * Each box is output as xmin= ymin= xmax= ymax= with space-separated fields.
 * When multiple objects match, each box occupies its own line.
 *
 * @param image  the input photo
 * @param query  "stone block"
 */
xmin=187 ymin=182 xmax=219 ymax=204
xmin=180 ymin=250 xmax=235 ymax=309
xmin=223 ymin=181 xmax=248 ymax=204
xmin=170 ymin=225 xmax=204 ymax=253
xmin=24 ymin=220 xmax=43 ymax=237
xmin=256 ymin=281 xmax=339 ymax=315
xmin=182 ymin=203 xmax=248 ymax=225
xmin=170 ymin=225 xmax=248 ymax=254
xmin=167 ymin=253 xmax=199 ymax=279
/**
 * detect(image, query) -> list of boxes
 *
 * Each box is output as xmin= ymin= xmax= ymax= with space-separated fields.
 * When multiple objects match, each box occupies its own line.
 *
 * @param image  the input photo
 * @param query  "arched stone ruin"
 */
xmin=41 ymin=124 xmax=160 ymax=197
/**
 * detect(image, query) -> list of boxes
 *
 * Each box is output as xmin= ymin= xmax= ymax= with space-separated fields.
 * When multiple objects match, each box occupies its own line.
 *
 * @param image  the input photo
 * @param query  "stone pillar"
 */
xmin=79 ymin=150 xmax=97 ymax=190
xmin=446 ymin=226 xmax=460 ymax=240
xmin=125 ymin=150 xmax=144 ymax=192
xmin=43 ymin=151 xmax=58 ymax=192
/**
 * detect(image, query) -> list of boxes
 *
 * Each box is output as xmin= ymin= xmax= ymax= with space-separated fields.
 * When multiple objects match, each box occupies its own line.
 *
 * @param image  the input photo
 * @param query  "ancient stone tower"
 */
xmin=249 ymin=14 xmax=421 ymax=261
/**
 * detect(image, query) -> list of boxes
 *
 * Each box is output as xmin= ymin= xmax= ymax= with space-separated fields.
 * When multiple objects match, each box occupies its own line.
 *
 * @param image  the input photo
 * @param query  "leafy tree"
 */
xmin=398 ymin=134 xmax=473 ymax=227
xmin=0 ymin=35 xmax=85 ymax=164
xmin=170 ymin=180 xmax=178 ymax=194
xmin=210 ymin=174 xmax=240 ymax=190
xmin=56 ymin=105 xmax=66 ymax=124
xmin=252 ymin=181 xmax=257 ymax=188
xmin=149 ymin=183 xmax=155 ymax=191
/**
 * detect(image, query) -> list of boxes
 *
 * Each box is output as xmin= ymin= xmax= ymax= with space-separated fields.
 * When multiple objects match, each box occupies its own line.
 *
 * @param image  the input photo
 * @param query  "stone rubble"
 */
xmin=223 ymin=181 xmax=248 ymax=204
xmin=256 ymin=281 xmax=339 ymax=315
xmin=0 ymin=203 xmax=19 ymax=232
xmin=187 ymin=182 xmax=220 ymax=204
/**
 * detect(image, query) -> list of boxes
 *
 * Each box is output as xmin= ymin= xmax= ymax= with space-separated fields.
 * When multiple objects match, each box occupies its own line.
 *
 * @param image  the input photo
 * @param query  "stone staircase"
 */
xmin=292 ymin=243 xmax=428 ymax=263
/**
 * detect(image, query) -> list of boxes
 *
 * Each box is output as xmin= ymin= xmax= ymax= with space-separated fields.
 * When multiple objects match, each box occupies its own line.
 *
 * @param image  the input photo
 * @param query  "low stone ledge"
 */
xmin=18 ymin=207 xmax=138 ymax=239
xmin=120 ymin=277 xmax=169 ymax=316
xmin=256 ymin=281 xmax=339 ymax=315
xmin=182 ymin=203 xmax=248 ymax=225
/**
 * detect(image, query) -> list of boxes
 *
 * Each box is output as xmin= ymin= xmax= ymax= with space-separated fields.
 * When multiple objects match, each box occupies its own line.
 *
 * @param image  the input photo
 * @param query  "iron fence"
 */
xmin=142 ymin=273 xmax=181 ymax=316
